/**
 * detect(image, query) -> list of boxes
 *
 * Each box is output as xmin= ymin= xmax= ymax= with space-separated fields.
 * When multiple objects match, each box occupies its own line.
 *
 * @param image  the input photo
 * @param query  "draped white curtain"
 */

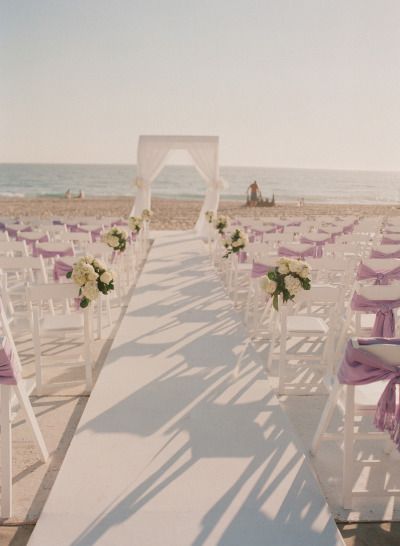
xmin=186 ymin=141 xmax=222 ymax=236
xmin=131 ymin=136 xmax=225 ymax=237
xmin=130 ymin=141 xmax=170 ymax=216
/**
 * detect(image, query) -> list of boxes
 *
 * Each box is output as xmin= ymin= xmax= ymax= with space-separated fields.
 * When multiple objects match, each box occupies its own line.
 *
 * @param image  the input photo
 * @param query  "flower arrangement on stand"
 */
xmin=102 ymin=226 xmax=128 ymax=252
xmin=223 ymin=229 xmax=248 ymax=258
xmin=67 ymin=256 xmax=114 ymax=308
xmin=128 ymin=216 xmax=143 ymax=234
xmin=260 ymin=257 xmax=311 ymax=310
xmin=214 ymin=215 xmax=229 ymax=235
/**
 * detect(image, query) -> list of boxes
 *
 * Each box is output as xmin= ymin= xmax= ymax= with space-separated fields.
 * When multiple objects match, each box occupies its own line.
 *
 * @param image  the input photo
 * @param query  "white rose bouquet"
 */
xmin=205 ymin=210 xmax=214 ymax=223
xmin=214 ymin=215 xmax=229 ymax=235
xmin=128 ymin=216 xmax=143 ymax=234
xmin=260 ymin=257 xmax=311 ymax=311
xmin=66 ymin=256 xmax=115 ymax=308
xmin=223 ymin=229 xmax=247 ymax=258
xmin=141 ymin=209 xmax=153 ymax=221
xmin=102 ymin=226 xmax=128 ymax=252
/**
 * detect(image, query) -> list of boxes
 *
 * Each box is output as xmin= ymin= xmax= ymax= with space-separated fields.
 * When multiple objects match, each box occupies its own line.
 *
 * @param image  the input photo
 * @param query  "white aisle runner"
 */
xmin=28 ymin=231 xmax=344 ymax=546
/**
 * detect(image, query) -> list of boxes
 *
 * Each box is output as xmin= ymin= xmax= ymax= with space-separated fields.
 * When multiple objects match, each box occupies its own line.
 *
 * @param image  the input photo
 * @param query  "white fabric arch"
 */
xmin=130 ymin=135 xmax=226 ymax=236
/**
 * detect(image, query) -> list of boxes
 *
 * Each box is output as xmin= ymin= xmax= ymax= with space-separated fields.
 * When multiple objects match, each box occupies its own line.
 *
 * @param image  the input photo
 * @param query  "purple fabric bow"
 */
xmin=351 ymin=293 xmax=400 ymax=337
xmin=251 ymin=262 xmax=274 ymax=278
xmin=382 ymin=236 xmax=400 ymax=245
xmin=300 ymin=236 xmax=332 ymax=257
xmin=53 ymin=259 xmax=74 ymax=281
xmin=357 ymin=263 xmax=400 ymax=285
xmin=338 ymin=338 xmax=400 ymax=451
xmin=34 ymin=246 xmax=74 ymax=258
xmin=371 ymin=249 xmax=400 ymax=259
xmin=0 ymin=336 xmax=21 ymax=385
xmin=278 ymin=245 xmax=316 ymax=259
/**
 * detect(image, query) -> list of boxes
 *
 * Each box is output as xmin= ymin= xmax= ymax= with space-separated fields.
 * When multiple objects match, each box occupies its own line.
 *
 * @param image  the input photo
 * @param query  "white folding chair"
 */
xmin=58 ymin=231 xmax=92 ymax=253
xmin=0 ymin=256 xmax=48 ymax=319
xmin=0 ymin=241 xmax=28 ymax=257
xmin=311 ymin=338 xmax=400 ymax=508
xmin=267 ymin=286 xmax=343 ymax=395
xmin=340 ymin=283 xmax=400 ymax=345
xmin=0 ymin=302 xmax=48 ymax=518
xmin=26 ymin=283 xmax=94 ymax=394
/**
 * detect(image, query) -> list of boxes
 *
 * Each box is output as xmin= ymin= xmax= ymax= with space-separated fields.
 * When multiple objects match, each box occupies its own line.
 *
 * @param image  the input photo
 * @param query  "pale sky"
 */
xmin=1 ymin=0 xmax=400 ymax=170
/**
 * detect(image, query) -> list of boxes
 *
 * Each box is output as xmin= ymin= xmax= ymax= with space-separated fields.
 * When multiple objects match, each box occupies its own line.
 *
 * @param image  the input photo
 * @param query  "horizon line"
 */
xmin=1 ymin=161 xmax=400 ymax=175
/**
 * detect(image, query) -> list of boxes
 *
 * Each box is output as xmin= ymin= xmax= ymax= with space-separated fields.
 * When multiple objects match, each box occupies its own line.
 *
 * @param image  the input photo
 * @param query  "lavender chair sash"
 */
xmin=382 ymin=236 xmax=400 ymax=245
xmin=251 ymin=262 xmax=274 ymax=278
xmin=249 ymin=227 xmax=276 ymax=240
xmin=0 ymin=336 xmax=21 ymax=385
xmin=34 ymin=246 xmax=74 ymax=258
xmin=53 ymin=259 xmax=74 ymax=281
xmin=357 ymin=263 xmax=400 ymax=285
xmin=351 ymin=293 xmax=400 ymax=337
xmin=7 ymin=226 xmax=31 ymax=238
xmin=343 ymin=224 xmax=355 ymax=234
xmin=300 ymin=236 xmax=332 ymax=257
xmin=278 ymin=245 xmax=316 ymax=259
xmin=338 ymin=338 xmax=400 ymax=450
xmin=238 ymin=251 xmax=248 ymax=263
xmin=385 ymin=229 xmax=400 ymax=235
xmin=318 ymin=227 xmax=343 ymax=238
xmin=371 ymin=249 xmax=400 ymax=259
xmin=70 ymin=226 xmax=103 ymax=240
xmin=17 ymin=234 xmax=49 ymax=245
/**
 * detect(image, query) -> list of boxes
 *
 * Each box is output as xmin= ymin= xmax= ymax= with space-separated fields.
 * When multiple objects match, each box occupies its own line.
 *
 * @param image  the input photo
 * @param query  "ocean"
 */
xmin=1 ymin=163 xmax=400 ymax=205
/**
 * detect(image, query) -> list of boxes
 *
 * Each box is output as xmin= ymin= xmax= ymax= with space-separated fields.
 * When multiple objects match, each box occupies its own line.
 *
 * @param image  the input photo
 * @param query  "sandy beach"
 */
xmin=1 ymin=196 xmax=400 ymax=228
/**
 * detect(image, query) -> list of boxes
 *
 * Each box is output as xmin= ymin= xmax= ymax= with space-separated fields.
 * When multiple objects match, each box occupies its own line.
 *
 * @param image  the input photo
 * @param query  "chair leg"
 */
xmin=1 ymin=386 xmax=12 ymax=518
xmin=310 ymin=381 xmax=340 ymax=455
xmin=342 ymin=385 xmax=355 ymax=509
xmin=14 ymin=383 xmax=48 ymax=462
xmin=32 ymin=311 xmax=43 ymax=394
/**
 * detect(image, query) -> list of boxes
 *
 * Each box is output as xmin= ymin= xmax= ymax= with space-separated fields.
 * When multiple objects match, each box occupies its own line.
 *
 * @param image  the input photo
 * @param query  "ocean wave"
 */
xmin=0 ymin=192 xmax=25 ymax=198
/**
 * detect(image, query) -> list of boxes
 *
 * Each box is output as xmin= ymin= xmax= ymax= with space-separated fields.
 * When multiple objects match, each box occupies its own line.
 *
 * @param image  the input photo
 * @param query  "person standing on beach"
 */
xmin=248 ymin=180 xmax=261 ymax=206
